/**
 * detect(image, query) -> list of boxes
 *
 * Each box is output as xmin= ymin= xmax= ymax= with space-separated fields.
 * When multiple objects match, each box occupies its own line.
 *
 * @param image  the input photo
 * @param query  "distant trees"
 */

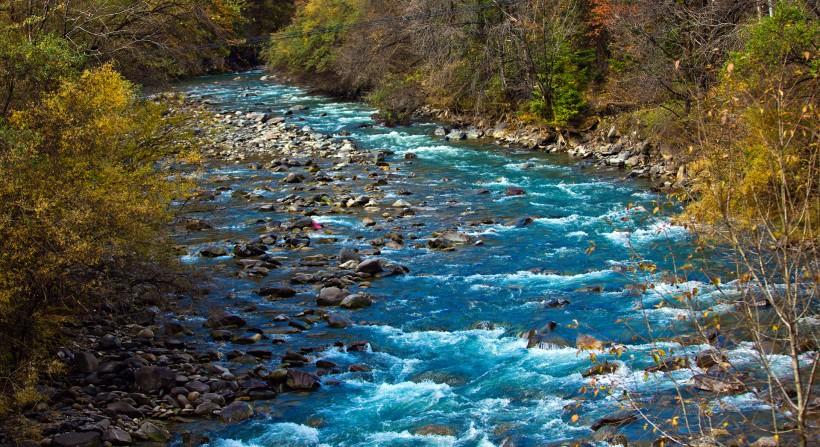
xmin=267 ymin=0 xmax=597 ymax=125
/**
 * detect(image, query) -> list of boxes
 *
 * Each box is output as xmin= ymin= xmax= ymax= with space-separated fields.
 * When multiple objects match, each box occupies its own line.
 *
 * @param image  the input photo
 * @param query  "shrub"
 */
xmin=684 ymin=1 xmax=818 ymax=237
xmin=0 ymin=65 xmax=192 ymax=410
xmin=265 ymin=0 xmax=362 ymax=73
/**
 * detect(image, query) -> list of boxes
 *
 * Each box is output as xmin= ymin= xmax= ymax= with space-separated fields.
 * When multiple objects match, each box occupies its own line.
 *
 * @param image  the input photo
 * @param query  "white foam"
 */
xmin=213 ymin=423 xmax=321 ymax=447
xmin=367 ymin=431 xmax=456 ymax=446
xmin=603 ymin=220 xmax=689 ymax=246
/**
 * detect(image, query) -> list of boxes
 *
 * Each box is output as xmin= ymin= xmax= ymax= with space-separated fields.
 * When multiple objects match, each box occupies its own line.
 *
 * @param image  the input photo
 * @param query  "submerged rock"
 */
xmin=258 ymin=286 xmax=297 ymax=298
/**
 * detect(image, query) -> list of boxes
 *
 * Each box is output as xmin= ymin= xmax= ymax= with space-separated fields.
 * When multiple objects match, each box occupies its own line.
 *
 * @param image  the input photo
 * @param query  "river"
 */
xmin=169 ymin=71 xmax=778 ymax=447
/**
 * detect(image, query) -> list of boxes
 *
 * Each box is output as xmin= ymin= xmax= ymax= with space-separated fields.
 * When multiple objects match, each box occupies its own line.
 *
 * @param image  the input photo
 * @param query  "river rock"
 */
xmin=413 ymin=424 xmax=456 ymax=437
xmin=234 ymin=243 xmax=266 ymax=257
xmin=340 ymin=293 xmax=373 ymax=309
xmin=645 ymin=356 xmax=690 ymax=373
xmin=200 ymin=246 xmax=228 ymax=257
xmin=286 ymin=369 xmax=320 ymax=391
xmin=505 ymin=187 xmax=526 ymax=196
xmin=391 ymin=199 xmax=411 ymax=208
xmin=316 ymin=360 xmax=337 ymax=369
xmin=326 ymin=313 xmax=352 ymax=328
xmin=339 ymin=248 xmax=362 ymax=264
xmin=592 ymin=425 xmax=628 ymax=446
xmin=98 ymin=334 xmax=120 ymax=350
xmin=317 ymin=287 xmax=348 ymax=306
xmin=590 ymin=410 xmax=637 ymax=431
xmin=74 ymin=351 xmax=98 ymax=373
xmin=195 ymin=401 xmax=222 ymax=416
xmin=695 ymin=350 xmax=728 ymax=369
xmin=52 ymin=432 xmax=101 ymax=447
xmin=284 ymin=173 xmax=305 ymax=183
xmin=691 ymin=372 xmax=745 ymax=394
xmin=220 ymin=401 xmax=255 ymax=423
xmin=259 ymin=286 xmax=297 ymax=298
xmin=234 ymin=332 xmax=263 ymax=344
xmin=582 ymin=361 xmax=619 ymax=377
xmin=545 ymin=298 xmax=570 ymax=308
xmin=204 ymin=310 xmax=247 ymax=329
xmin=357 ymin=259 xmax=383 ymax=274
xmin=106 ymin=400 xmax=143 ymax=418
xmin=512 ymin=217 xmax=534 ymax=227
xmin=102 ymin=427 xmax=132 ymax=445
xmin=134 ymin=366 xmax=175 ymax=393
xmin=137 ymin=421 xmax=170 ymax=443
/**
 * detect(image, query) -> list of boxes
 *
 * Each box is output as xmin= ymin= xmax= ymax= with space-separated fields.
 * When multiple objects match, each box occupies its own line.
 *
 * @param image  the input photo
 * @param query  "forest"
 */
xmin=0 ymin=1 xmax=817 ymax=446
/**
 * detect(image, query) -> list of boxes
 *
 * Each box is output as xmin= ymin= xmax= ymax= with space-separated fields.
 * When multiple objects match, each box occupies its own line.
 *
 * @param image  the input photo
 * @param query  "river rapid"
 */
xmin=169 ymin=71 xmax=777 ymax=447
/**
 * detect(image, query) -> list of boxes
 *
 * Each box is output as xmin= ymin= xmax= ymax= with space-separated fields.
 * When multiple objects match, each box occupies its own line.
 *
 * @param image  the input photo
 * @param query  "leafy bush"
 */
xmin=0 ymin=30 xmax=82 ymax=115
xmin=0 ymin=65 xmax=192 ymax=410
xmin=367 ymin=73 xmax=426 ymax=126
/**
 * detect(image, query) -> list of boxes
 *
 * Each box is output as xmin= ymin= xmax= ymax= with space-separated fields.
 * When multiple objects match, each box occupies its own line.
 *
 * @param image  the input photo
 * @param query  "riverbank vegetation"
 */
xmin=0 ymin=0 xmax=256 ymax=417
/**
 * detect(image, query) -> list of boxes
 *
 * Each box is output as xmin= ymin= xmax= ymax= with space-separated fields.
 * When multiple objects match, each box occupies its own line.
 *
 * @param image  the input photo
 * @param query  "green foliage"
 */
xmin=527 ymin=47 xmax=591 ymax=126
xmin=366 ymin=72 xmax=425 ymax=126
xmin=0 ymin=66 xmax=194 ymax=414
xmin=0 ymin=29 xmax=82 ymax=114
xmin=685 ymin=1 xmax=818 ymax=236
xmin=265 ymin=0 xmax=362 ymax=73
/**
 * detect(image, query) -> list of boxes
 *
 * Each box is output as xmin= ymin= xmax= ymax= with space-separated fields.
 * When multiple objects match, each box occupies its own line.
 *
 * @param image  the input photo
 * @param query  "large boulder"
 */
xmin=134 ymin=366 xmax=175 ymax=393
xmin=340 ymin=293 xmax=374 ymax=309
xmin=356 ymin=258 xmax=383 ymax=275
xmin=286 ymin=370 xmax=320 ymax=391
xmin=195 ymin=401 xmax=221 ymax=416
xmin=220 ymin=401 xmax=255 ymax=423
xmin=317 ymin=287 xmax=348 ymax=306
xmin=102 ymin=427 xmax=132 ymax=445
xmin=136 ymin=421 xmax=170 ymax=443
